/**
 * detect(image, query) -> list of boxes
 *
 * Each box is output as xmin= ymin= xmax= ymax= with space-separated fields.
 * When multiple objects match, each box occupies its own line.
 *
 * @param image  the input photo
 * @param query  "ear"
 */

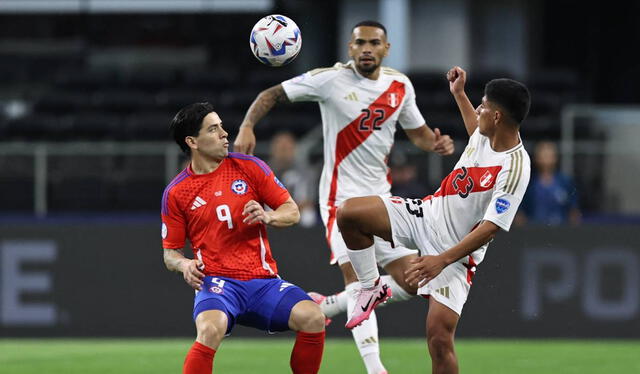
xmin=185 ymin=136 xmax=198 ymax=151
xmin=494 ymin=110 xmax=502 ymax=125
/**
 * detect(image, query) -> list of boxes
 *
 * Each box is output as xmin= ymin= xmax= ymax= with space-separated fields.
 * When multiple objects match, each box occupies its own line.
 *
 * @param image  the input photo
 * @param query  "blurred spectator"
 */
xmin=518 ymin=141 xmax=581 ymax=225
xmin=268 ymin=131 xmax=319 ymax=227
xmin=389 ymin=150 xmax=428 ymax=198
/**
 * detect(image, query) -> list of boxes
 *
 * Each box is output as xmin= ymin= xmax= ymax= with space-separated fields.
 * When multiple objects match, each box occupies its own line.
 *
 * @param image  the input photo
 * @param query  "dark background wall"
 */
xmin=1 ymin=223 xmax=638 ymax=338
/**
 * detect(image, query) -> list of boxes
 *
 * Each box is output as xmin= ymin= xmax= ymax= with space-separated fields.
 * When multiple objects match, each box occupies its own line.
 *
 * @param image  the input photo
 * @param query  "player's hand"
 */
xmin=433 ymin=128 xmax=455 ymax=156
xmin=243 ymin=199 xmax=272 ymax=225
xmin=447 ymin=66 xmax=466 ymax=95
xmin=404 ymin=255 xmax=446 ymax=288
xmin=233 ymin=126 xmax=256 ymax=155
xmin=181 ymin=259 xmax=205 ymax=291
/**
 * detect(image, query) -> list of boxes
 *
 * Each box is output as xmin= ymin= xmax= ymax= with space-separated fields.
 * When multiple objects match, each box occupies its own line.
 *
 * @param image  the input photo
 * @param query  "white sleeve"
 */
xmin=397 ymin=78 xmax=425 ymax=130
xmin=281 ymin=68 xmax=336 ymax=103
xmin=482 ymin=150 xmax=531 ymax=232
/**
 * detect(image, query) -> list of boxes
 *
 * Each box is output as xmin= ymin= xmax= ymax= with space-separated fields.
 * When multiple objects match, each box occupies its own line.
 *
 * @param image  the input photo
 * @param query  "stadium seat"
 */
xmin=34 ymin=91 xmax=91 ymax=114
xmin=124 ymin=111 xmax=174 ymax=140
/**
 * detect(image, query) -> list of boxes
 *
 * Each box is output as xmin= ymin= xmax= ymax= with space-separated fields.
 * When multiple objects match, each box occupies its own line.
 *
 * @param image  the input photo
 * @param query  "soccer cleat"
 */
xmin=308 ymin=292 xmax=333 ymax=326
xmin=345 ymin=279 xmax=392 ymax=329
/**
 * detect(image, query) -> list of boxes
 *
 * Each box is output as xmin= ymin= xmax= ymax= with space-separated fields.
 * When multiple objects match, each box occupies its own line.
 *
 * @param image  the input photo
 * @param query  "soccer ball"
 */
xmin=249 ymin=14 xmax=302 ymax=67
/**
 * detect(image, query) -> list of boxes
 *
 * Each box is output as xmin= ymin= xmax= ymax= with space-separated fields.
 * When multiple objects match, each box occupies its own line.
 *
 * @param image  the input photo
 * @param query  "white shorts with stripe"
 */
xmin=379 ymin=195 xmax=472 ymax=315
xmin=320 ymin=203 xmax=418 ymax=268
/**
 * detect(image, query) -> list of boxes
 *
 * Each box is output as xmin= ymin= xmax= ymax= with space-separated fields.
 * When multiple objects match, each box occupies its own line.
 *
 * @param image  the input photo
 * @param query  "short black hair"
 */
xmin=169 ymin=102 xmax=214 ymax=155
xmin=353 ymin=20 xmax=387 ymax=36
xmin=484 ymin=78 xmax=531 ymax=125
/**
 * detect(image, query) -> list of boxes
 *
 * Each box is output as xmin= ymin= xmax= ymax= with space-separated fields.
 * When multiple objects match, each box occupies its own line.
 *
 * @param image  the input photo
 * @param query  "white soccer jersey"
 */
xmin=281 ymin=61 xmax=425 ymax=235
xmin=421 ymin=127 xmax=530 ymax=268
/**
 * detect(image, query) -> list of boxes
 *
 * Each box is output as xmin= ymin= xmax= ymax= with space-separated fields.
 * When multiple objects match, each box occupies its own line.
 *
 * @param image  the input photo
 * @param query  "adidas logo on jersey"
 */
xmin=343 ymin=92 xmax=359 ymax=101
xmin=279 ymin=282 xmax=293 ymax=292
xmin=435 ymin=286 xmax=450 ymax=298
xmin=191 ymin=196 xmax=207 ymax=210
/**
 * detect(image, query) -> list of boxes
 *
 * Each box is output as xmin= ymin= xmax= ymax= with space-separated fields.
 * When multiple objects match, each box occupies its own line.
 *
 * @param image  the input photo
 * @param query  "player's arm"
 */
xmin=243 ymin=196 xmax=300 ymax=228
xmin=404 ymin=221 xmax=500 ymax=287
xmin=404 ymin=125 xmax=454 ymax=155
xmin=234 ymin=84 xmax=290 ymax=155
xmin=447 ymin=66 xmax=478 ymax=136
xmin=163 ymin=248 xmax=204 ymax=291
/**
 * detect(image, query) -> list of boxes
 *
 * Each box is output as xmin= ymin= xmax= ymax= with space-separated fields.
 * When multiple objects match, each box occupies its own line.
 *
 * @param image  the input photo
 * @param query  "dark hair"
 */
xmin=353 ymin=20 xmax=387 ymax=36
xmin=484 ymin=78 xmax=531 ymax=125
xmin=169 ymin=102 xmax=214 ymax=155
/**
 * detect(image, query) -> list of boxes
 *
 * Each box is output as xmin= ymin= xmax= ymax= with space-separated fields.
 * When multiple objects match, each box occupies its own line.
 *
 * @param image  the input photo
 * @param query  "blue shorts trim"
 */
xmin=193 ymin=276 xmax=311 ymax=334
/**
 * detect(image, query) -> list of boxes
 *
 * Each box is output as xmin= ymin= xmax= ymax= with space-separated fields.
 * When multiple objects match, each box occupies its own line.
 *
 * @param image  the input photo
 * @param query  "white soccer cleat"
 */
xmin=308 ymin=291 xmax=333 ymax=326
xmin=345 ymin=279 xmax=392 ymax=329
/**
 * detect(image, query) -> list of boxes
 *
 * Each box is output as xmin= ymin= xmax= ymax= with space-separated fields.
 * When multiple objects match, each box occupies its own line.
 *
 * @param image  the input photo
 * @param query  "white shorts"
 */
xmin=380 ymin=195 xmax=472 ymax=315
xmin=320 ymin=203 xmax=418 ymax=268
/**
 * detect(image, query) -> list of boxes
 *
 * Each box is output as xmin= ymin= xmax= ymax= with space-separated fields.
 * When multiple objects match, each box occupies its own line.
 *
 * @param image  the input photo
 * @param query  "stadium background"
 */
xmin=1 ymin=0 xmax=639 ymax=372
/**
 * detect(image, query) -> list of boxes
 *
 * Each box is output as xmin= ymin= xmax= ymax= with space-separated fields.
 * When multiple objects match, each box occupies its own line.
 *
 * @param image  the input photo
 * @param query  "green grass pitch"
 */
xmin=1 ymin=338 xmax=638 ymax=373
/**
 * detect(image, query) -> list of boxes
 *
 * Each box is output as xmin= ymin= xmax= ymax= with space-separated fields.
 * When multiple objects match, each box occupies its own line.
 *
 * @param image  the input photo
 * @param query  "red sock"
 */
xmin=290 ymin=331 xmax=325 ymax=374
xmin=183 ymin=341 xmax=216 ymax=374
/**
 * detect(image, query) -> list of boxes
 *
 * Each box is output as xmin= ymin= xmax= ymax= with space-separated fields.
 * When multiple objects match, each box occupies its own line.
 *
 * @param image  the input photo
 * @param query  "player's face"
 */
xmin=191 ymin=112 xmax=229 ymax=160
xmin=349 ymin=26 xmax=389 ymax=75
xmin=476 ymin=96 xmax=499 ymax=136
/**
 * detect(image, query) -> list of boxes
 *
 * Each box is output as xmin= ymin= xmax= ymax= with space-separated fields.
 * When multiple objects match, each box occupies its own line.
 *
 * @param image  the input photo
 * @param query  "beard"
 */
xmin=356 ymin=59 xmax=379 ymax=74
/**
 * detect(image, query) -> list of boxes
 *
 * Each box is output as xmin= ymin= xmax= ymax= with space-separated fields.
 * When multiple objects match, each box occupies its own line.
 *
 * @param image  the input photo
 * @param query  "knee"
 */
xmin=305 ymin=309 xmax=327 ymax=332
xmin=427 ymin=330 xmax=455 ymax=359
xmin=197 ymin=320 xmax=226 ymax=346
xmin=336 ymin=199 xmax=359 ymax=230
xmin=291 ymin=302 xmax=326 ymax=333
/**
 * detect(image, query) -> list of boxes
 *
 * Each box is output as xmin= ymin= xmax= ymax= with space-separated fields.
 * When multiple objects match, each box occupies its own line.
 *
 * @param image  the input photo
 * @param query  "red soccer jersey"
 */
xmin=161 ymin=153 xmax=291 ymax=281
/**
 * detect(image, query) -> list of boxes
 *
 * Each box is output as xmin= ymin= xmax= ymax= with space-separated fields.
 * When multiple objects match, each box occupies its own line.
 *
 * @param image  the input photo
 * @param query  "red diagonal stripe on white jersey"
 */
xmin=325 ymin=80 xmax=406 ymax=250
xmin=423 ymin=166 xmax=503 ymax=201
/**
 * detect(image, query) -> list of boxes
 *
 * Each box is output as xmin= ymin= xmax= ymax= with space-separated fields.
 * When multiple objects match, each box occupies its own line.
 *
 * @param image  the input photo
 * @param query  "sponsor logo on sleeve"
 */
xmin=161 ymin=223 xmax=167 ymax=239
xmin=495 ymin=198 xmax=511 ymax=214
xmin=231 ymin=179 xmax=248 ymax=195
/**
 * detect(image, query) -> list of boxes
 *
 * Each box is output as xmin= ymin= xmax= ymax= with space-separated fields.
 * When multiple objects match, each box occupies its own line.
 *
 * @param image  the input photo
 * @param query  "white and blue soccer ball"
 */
xmin=250 ymin=14 xmax=302 ymax=67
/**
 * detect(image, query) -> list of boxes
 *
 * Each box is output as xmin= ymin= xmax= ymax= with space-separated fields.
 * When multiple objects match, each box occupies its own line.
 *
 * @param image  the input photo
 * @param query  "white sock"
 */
xmin=346 ymin=282 xmax=387 ymax=374
xmin=320 ymin=292 xmax=347 ymax=318
xmin=346 ymin=245 xmax=379 ymax=288
xmin=363 ymin=353 xmax=386 ymax=374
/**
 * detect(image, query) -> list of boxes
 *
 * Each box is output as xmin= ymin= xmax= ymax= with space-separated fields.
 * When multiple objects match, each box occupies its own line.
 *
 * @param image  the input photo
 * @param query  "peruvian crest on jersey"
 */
xmin=424 ymin=128 xmax=531 ymax=268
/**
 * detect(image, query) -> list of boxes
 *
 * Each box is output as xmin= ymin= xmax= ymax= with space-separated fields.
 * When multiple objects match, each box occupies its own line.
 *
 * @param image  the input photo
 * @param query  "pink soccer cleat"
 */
xmin=308 ymin=291 xmax=333 ymax=326
xmin=345 ymin=279 xmax=392 ymax=329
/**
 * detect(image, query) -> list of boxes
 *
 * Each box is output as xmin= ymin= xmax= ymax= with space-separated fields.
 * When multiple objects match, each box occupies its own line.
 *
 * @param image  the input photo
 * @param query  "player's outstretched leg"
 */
xmin=426 ymin=297 xmax=460 ymax=374
xmin=288 ymin=300 xmax=326 ymax=374
xmin=184 ymin=310 xmax=227 ymax=374
xmin=337 ymin=196 xmax=395 ymax=328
